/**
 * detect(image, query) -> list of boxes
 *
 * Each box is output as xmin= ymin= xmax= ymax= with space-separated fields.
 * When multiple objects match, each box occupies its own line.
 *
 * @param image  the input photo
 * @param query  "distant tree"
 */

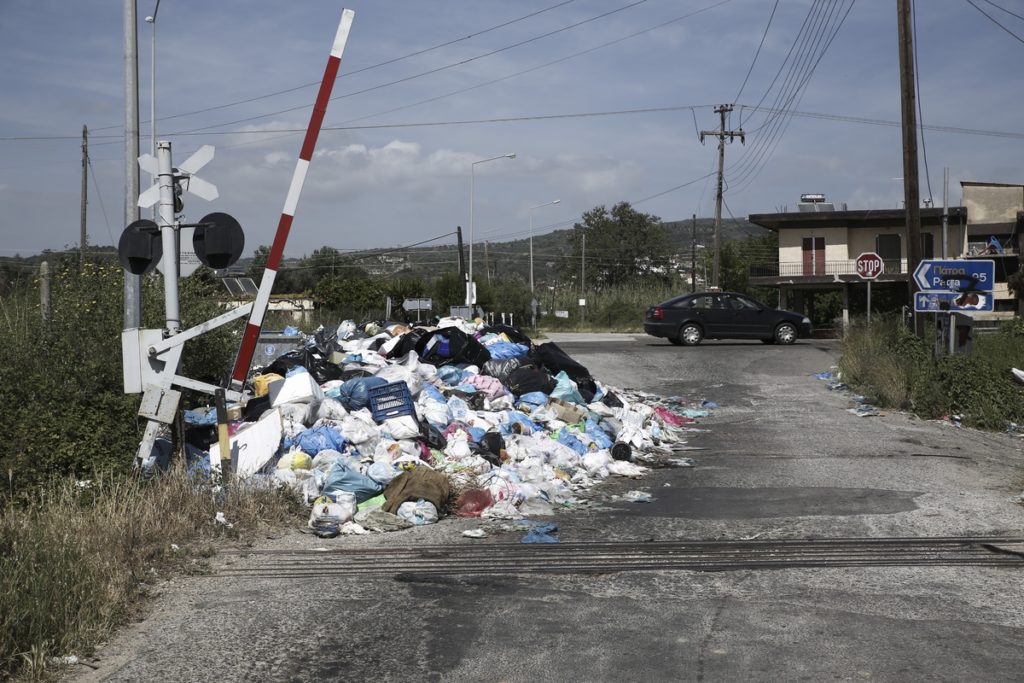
xmin=246 ymin=245 xmax=269 ymax=280
xmin=558 ymin=202 xmax=671 ymax=289
xmin=432 ymin=270 xmax=465 ymax=313
xmin=313 ymin=270 xmax=384 ymax=320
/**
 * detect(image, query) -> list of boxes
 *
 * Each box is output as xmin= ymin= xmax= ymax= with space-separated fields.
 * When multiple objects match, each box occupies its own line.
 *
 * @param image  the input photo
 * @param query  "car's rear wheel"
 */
xmin=668 ymin=336 xmax=683 ymax=346
xmin=680 ymin=323 xmax=703 ymax=346
xmin=774 ymin=322 xmax=797 ymax=345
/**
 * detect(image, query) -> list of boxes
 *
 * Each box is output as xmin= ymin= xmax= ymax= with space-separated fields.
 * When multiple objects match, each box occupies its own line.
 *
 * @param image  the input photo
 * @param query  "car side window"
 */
xmin=727 ymin=295 xmax=759 ymax=311
xmin=687 ymin=295 xmax=714 ymax=309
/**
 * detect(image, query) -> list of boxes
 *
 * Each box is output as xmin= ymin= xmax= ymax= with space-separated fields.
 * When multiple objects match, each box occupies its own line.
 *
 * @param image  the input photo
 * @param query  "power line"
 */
xmin=170 ymin=0 xmax=654 ymax=136
xmin=966 ymin=0 xmax=1024 ymax=44
xmin=734 ymin=0 xmax=779 ymax=107
xmin=5 ymin=101 xmax=1023 ymax=146
xmin=90 ymin=0 xmax=581 ymax=134
xmin=86 ymin=156 xmax=115 ymax=246
xmin=981 ymin=0 xmax=1024 ymax=22
xmin=912 ymin=0 xmax=934 ymax=204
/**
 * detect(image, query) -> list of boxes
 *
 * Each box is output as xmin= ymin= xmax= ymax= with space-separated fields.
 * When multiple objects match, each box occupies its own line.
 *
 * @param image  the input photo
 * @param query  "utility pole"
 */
xmin=700 ymin=104 xmax=744 ymax=290
xmin=123 ymin=0 xmax=142 ymax=329
xmin=691 ymin=213 xmax=697 ymax=293
xmin=580 ymin=230 xmax=586 ymax=322
xmin=80 ymin=125 xmax=88 ymax=267
xmin=456 ymin=225 xmax=465 ymax=280
xmin=897 ymin=0 xmax=923 ymax=334
xmin=485 ymin=240 xmax=491 ymax=284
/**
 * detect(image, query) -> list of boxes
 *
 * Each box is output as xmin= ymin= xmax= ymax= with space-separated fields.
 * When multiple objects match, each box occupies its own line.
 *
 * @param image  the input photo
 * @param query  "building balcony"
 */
xmin=749 ymin=259 xmax=908 ymax=279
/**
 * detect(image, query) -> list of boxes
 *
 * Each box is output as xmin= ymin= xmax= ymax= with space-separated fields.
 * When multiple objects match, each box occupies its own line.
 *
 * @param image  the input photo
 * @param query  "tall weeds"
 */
xmin=0 ymin=468 xmax=301 ymax=679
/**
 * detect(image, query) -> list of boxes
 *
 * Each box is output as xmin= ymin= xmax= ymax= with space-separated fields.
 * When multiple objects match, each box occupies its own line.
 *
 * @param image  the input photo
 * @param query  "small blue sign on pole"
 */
xmin=912 ymin=259 xmax=994 ymax=292
xmin=914 ymin=291 xmax=994 ymax=313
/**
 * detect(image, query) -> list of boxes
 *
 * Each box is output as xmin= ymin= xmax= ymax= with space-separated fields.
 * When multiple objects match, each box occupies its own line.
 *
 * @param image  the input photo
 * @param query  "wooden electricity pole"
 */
xmin=897 ymin=0 xmax=923 ymax=334
xmin=700 ymin=104 xmax=744 ymax=290
xmin=80 ymin=125 xmax=88 ymax=266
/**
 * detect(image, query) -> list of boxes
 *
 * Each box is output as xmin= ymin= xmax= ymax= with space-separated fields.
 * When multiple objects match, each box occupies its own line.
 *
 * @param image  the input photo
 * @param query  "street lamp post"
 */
xmin=144 ymin=1 xmax=161 ymax=220
xmin=528 ymin=199 xmax=560 ymax=328
xmin=468 ymin=152 xmax=515 ymax=307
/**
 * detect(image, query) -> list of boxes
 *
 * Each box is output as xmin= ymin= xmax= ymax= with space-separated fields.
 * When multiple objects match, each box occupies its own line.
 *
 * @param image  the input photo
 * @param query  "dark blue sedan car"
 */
xmin=644 ymin=291 xmax=812 ymax=346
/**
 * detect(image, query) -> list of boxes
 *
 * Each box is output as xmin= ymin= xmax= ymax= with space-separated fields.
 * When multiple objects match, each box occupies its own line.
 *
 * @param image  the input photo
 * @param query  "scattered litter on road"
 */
xmin=463 ymin=528 xmax=488 ymax=539
xmin=620 ymin=490 xmax=653 ymax=503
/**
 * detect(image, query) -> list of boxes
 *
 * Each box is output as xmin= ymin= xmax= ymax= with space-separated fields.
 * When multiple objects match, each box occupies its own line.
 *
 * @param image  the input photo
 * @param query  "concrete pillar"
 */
xmin=841 ymin=283 xmax=850 ymax=328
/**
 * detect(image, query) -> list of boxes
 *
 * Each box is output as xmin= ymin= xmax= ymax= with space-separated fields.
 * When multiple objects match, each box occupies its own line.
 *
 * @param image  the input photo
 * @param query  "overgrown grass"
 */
xmin=0 ymin=468 xmax=302 ymax=680
xmin=838 ymin=314 xmax=1024 ymax=429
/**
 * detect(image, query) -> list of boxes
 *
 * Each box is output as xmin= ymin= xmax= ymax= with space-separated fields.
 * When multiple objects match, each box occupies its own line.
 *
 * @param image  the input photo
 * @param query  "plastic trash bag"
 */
xmin=293 ymin=424 xmax=346 ymax=456
xmin=337 ymin=376 xmax=389 ymax=411
xmin=367 ymin=461 xmax=399 ymax=485
xmin=454 ymin=488 xmax=494 ymax=517
xmin=276 ymin=450 xmax=313 ymax=470
xmin=521 ymin=522 xmax=559 ymax=544
xmin=384 ymin=414 xmax=420 ymax=440
xmin=396 ymin=499 xmax=439 ymax=525
xmin=308 ymin=493 xmax=357 ymax=528
xmin=317 ymin=397 xmax=348 ymax=421
xmin=322 ymin=460 xmax=384 ymax=503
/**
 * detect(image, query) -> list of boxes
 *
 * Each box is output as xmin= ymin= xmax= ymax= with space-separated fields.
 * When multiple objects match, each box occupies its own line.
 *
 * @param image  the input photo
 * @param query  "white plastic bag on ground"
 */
xmin=384 ymin=415 xmax=420 ymax=440
xmin=396 ymin=499 xmax=439 ymax=525
xmin=317 ymin=397 xmax=348 ymax=421
xmin=269 ymin=370 xmax=325 ymax=406
xmin=273 ymin=468 xmax=319 ymax=502
xmin=308 ymin=494 xmax=356 ymax=528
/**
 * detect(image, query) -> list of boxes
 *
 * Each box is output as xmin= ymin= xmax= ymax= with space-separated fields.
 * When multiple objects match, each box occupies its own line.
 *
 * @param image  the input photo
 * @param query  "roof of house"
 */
xmin=748 ymin=206 xmax=966 ymax=232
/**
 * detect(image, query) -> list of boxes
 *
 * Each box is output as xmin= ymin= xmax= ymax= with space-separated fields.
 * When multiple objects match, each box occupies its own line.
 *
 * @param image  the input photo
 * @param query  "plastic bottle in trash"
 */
xmin=611 ymin=442 xmax=632 ymax=461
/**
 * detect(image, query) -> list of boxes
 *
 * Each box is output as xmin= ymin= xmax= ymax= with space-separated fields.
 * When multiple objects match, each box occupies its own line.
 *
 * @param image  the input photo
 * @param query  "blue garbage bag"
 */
xmin=522 ymin=522 xmax=559 ymax=544
xmin=550 ymin=371 xmax=585 ymax=405
xmin=282 ymin=326 xmax=301 ymax=336
xmin=421 ymin=384 xmax=446 ymax=404
xmin=437 ymin=366 xmax=463 ymax=385
xmin=517 ymin=391 xmax=548 ymax=409
xmin=584 ymin=418 xmax=613 ymax=449
xmin=557 ymin=427 xmax=588 ymax=455
xmin=485 ymin=341 xmax=530 ymax=360
xmin=292 ymin=424 xmax=346 ymax=455
xmin=322 ymin=460 xmax=384 ymax=503
xmin=184 ymin=408 xmax=218 ymax=426
xmin=337 ymin=376 xmax=388 ymax=410
xmin=501 ymin=411 xmax=540 ymax=436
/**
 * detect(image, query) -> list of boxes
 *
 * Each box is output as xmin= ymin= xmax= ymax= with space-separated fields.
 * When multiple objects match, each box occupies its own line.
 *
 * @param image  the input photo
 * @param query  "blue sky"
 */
xmin=1 ymin=0 xmax=1022 ymax=260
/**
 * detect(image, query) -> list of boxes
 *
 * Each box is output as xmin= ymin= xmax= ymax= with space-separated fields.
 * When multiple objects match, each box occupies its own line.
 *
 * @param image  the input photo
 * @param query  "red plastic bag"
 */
xmin=454 ymin=489 xmax=494 ymax=517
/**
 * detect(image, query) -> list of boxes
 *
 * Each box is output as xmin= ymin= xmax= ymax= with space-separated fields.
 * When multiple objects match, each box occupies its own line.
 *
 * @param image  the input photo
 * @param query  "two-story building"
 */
xmin=747 ymin=184 xmax=1021 ymax=326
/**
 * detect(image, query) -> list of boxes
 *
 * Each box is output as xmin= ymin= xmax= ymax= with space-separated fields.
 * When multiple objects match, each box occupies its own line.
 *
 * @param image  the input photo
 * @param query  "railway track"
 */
xmin=214 ymin=536 xmax=1024 ymax=579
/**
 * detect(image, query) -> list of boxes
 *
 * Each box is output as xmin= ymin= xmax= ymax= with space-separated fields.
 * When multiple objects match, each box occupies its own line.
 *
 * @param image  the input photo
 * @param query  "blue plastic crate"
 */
xmin=367 ymin=381 xmax=415 ymax=423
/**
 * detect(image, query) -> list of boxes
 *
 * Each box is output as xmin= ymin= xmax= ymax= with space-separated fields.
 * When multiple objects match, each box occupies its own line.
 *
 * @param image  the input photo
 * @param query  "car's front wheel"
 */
xmin=680 ymin=323 xmax=703 ymax=346
xmin=774 ymin=322 xmax=797 ymax=345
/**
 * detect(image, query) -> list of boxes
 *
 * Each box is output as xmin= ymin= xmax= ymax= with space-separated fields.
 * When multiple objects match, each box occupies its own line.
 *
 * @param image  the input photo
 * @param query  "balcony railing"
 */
xmin=749 ymin=259 xmax=907 ymax=278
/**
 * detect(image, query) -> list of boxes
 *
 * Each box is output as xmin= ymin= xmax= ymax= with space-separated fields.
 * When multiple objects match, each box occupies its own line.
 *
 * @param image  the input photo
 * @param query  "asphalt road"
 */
xmin=72 ymin=334 xmax=1024 ymax=683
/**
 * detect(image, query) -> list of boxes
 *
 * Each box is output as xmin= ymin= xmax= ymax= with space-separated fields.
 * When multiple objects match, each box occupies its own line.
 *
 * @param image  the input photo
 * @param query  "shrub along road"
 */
xmin=72 ymin=334 xmax=1024 ymax=682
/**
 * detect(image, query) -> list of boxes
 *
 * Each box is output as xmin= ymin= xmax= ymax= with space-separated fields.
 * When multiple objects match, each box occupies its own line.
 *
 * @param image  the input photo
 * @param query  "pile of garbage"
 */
xmin=180 ymin=318 xmax=708 ymax=538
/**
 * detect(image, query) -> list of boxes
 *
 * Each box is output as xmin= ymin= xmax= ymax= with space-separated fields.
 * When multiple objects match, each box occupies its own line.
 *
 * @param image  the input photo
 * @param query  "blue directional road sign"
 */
xmin=914 ymin=290 xmax=994 ymax=313
xmin=913 ymin=259 xmax=994 ymax=292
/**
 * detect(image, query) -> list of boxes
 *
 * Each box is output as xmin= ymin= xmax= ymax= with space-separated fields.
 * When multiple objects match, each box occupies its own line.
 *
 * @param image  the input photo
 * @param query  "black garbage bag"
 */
xmin=414 ymin=328 xmax=491 ymax=368
xmin=264 ymin=346 xmax=345 ymax=384
xmin=481 ymin=356 xmax=525 ymax=384
xmin=388 ymin=327 xmax=430 ymax=359
xmin=419 ymin=420 xmax=447 ymax=450
xmin=506 ymin=367 xmax=558 ymax=396
xmin=533 ymin=341 xmax=597 ymax=397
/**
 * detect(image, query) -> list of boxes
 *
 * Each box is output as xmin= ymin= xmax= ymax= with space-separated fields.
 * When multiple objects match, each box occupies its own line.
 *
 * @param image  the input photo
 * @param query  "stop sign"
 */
xmin=856 ymin=252 xmax=883 ymax=280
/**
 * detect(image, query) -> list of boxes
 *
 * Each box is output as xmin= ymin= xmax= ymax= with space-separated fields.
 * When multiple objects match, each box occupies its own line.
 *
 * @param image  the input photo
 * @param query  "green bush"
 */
xmin=0 ymin=260 xmax=237 ymax=501
xmin=840 ymin=313 xmax=1024 ymax=429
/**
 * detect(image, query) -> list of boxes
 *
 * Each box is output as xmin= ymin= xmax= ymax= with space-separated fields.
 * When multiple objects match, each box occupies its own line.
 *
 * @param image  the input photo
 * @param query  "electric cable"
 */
xmin=966 ymin=0 xmax=1024 ymax=44
xmin=734 ymin=0 xmax=779 ymax=119
xmin=912 ymin=0 xmax=934 ymax=204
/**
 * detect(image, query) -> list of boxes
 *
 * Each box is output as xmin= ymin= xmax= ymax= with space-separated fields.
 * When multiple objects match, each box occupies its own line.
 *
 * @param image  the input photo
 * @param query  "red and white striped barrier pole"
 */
xmin=229 ymin=8 xmax=354 ymax=390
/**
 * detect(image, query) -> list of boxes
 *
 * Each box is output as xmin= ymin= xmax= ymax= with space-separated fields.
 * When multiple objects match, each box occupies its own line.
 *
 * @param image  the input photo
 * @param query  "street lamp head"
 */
xmin=145 ymin=15 xmax=155 ymax=22
xmin=506 ymin=153 xmax=516 ymax=160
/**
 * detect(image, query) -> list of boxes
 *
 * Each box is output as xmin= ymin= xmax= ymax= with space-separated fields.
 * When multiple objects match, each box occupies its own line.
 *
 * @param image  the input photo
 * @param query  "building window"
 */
xmin=921 ymin=233 xmax=934 ymax=259
xmin=876 ymin=234 xmax=901 ymax=271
